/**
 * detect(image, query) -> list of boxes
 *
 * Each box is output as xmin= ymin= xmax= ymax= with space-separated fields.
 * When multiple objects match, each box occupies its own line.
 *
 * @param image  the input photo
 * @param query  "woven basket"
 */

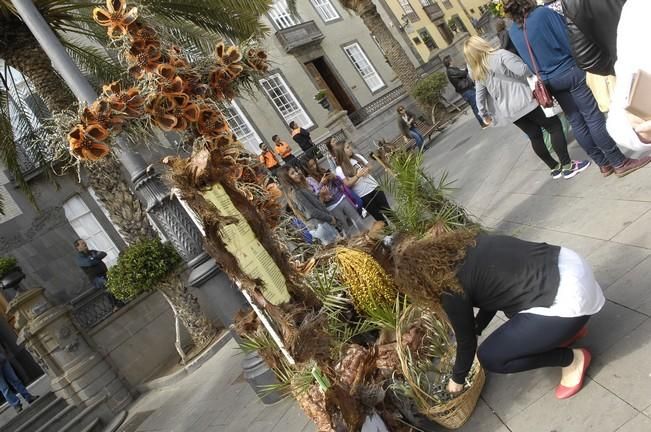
xmin=395 ymin=305 xmax=486 ymax=430
xmin=424 ymin=360 xmax=485 ymax=429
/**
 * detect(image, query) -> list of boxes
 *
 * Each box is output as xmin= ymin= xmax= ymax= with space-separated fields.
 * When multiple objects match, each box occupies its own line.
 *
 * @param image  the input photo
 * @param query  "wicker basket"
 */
xmin=423 ymin=360 xmax=485 ymax=429
xmin=395 ymin=305 xmax=486 ymax=430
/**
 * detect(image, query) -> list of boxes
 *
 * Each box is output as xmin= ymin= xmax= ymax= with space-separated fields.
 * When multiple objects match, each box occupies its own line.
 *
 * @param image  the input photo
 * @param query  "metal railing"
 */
xmin=348 ymin=86 xmax=407 ymax=126
xmin=275 ymin=21 xmax=325 ymax=53
xmin=70 ymin=289 xmax=116 ymax=330
xmin=14 ymin=130 xmax=55 ymax=177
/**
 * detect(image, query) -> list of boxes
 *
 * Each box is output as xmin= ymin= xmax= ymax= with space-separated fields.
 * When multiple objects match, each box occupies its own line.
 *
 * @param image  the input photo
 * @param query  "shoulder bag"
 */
xmin=523 ymin=16 xmax=554 ymax=108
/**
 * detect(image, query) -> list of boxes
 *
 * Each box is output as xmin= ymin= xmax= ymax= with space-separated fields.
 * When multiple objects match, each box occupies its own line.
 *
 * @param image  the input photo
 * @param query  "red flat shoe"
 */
xmin=556 ymin=348 xmax=592 ymax=400
xmin=559 ymin=325 xmax=588 ymax=348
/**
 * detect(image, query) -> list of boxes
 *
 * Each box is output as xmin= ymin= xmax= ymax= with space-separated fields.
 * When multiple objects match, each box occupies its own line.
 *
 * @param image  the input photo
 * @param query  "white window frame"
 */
xmin=259 ymin=73 xmax=314 ymax=128
xmin=269 ymin=0 xmax=299 ymax=29
xmin=222 ymin=101 xmax=263 ymax=155
xmin=398 ymin=0 xmax=416 ymax=15
xmin=310 ymin=0 xmax=340 ymax=22
xmin=342 ymin=42 xmax=385 ymax=92
xmin=419 ymin=0 xmax=434 ymax=5
xmin=63 ymin=195 xmax=120 ymax=268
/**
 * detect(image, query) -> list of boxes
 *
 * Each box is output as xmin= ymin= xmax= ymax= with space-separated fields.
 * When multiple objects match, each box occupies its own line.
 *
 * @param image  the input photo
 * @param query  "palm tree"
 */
xmin=0 ymin=0 xmax=272 ymax=242
xmin=289 ymin=0 xmax=420 ymax=95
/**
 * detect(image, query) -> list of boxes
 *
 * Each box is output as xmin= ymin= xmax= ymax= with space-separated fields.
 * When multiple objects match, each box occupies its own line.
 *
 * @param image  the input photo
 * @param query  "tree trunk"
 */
xmin=158 ymin=276 xmax=217 ymax=349
xmin=356 ymin=2 xmax=421 ymax=97
xmin=1 ymin=20 xmax=155 ymax=244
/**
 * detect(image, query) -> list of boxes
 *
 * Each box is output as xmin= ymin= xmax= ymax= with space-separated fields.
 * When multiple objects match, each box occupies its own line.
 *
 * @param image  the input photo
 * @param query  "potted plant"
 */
xmin=0 ymin=256 xmax=25 ymax=291
xmin=107 ymin=238 xmax=217 ymax=359
xmin=314 ymin=90 xmax=330 ymax=110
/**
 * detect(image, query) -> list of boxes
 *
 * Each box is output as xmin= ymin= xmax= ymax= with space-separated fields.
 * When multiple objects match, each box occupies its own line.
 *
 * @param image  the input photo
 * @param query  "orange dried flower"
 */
xmin=146 ymin=94 xmax=199 ymax=132
xmin=127 ymin=39 xmax=162 ymax=79
xmin=68 ymin=124 xmax=110 ymax=161
xmin=197 ymin=106 xmax=230 ymax=137
xmin=82 ymin=99 xmax=125 ymax=130
xmin=156 ymin=64 xmax=185 ymax=95
xmin=245 ymin=48 xmax=270 ymax=73
xmin=102 ymin=81 xmax=144 ymax=117
xmin=93 ymin=0 xmax=138 ymax=39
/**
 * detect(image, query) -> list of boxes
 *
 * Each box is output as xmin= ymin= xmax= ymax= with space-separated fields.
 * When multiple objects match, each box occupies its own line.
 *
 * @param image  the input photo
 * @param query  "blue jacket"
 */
xmin=508 ymin=6 xmax=575 ymax=81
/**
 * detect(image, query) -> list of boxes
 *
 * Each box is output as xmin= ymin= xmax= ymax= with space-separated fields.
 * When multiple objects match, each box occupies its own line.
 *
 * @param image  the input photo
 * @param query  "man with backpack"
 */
xmin=444 ymin=55 xmax=487 ymax=128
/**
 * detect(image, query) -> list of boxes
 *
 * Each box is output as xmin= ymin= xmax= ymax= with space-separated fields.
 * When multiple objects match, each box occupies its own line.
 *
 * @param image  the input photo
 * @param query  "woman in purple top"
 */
xmin=504 ymin=0 xmax=651 ymax=178
xmin=303 ymin=157 xmax=363 ymax=237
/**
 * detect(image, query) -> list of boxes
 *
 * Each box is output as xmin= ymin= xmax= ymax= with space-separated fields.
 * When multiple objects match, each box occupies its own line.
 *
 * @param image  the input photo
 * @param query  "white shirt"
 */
xmin=522 ymin=248 xmax=605 ymax=318
xmin=335 ymin=154 xmax=379 ymax=198
xmin=606 ymin=0 xmax=651 ymax=152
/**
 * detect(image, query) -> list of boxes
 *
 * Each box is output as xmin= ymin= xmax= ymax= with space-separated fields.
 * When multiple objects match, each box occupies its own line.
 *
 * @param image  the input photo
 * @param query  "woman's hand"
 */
xmin=330 ymin=216 xmax=337 ymax=225
xmin=483 ymin=116 xmax=493 ymax=126
xmin=628 ymin=113 xmax=651 ymax=144
xmin=447 ymin=379 xmax=464 ymax=394
xmin=357 ymin=166 xmax=370 ymax=177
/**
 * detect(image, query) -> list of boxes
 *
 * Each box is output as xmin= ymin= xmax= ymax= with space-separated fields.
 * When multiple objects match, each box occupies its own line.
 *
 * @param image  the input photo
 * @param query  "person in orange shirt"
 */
xmin=272 ymin=134 xmax=298 ymax=166
xmin=259 ymin=143 xmax=279 ymax=174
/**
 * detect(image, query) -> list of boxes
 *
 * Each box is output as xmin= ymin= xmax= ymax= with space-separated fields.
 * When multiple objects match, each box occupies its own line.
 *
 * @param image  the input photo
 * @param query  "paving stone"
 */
xmin=452 ymin=399 xmax=510 ymax=432
xmin=605 ymin=256 xmax=651 ymax=315
xmin=269 ymin=403 xmax=311 ymax=432
xmin=481 ymin=368 xmax=558 ymax=422
xmin=616 ymin=413 xmax=651 ymax=432
xmin=581 ymin=301 xmax=648 ymax=356
xmin=612 ymin=210 xmax=651 ymax=249
xmin=592 ymin=319 xmax=651 ymax=410
xmin=587 ymin=242 xmax=651 ymax=289
xmin=506 ymin=378 xmax=637 ymax=432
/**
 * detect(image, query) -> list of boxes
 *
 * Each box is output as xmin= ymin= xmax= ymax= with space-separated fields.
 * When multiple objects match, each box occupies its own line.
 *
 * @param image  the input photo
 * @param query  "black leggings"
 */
xmin=513 ymin=107 xmax=571 ymax=169
xmin=361 ymin=188 xmax=390 ymax=222
xmin=478 ymin=313 xmax=589 ymax=374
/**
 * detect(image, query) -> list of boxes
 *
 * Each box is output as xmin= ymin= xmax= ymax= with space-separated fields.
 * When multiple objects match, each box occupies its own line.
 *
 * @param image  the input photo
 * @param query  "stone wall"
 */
xmin=87 ymin=290 xmax=180 ymax=388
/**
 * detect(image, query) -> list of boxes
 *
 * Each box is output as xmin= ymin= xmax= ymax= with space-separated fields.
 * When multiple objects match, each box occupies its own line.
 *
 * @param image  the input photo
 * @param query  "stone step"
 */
xmin=0 ymin=392 xmax=56 ymax=432
xmin=81 ymin=418 xmax=103 ymax=432
xmin=14 ymin=395 xmax=67 ymax=432
xmin=58 ymin=395 xmax=106 ymax=432
xmin=33 ymin=403 xmax=80 ymax=432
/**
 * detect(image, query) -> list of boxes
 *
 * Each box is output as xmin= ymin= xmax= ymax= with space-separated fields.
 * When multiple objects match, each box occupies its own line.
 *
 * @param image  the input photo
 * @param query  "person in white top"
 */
xmin=334 ymin=142 xmax=391 ymax=222
xmin=606 ymin=0 xmax=651 ymax=152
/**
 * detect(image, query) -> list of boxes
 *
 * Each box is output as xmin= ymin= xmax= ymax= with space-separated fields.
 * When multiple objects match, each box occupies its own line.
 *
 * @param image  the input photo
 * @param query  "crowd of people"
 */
xmin=446 ymin=0 xmax=651 ymax=180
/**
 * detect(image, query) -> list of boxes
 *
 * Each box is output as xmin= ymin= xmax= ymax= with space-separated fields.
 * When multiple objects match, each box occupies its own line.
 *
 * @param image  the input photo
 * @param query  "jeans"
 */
xmin=461 ymin=88 xmax=485 ymax=126
xmin=546 ymin=66 xmax=625 ymax=168
xmin=328 ymin=198 xmax=363 ymax=237
xmin=0 ymin=360 xmax=32 ymax=407
xmin=409 ymin=128 xmax=425 ymax=149
xmin=478 ymin=313 xmax=589 ymax=374
xmin=513 ymin=107 xmax=571 ymax=169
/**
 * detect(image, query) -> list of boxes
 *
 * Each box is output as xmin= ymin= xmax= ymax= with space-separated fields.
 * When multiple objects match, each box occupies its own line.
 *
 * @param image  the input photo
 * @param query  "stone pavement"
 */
xmin=121 ymin=111 xmax=651 ymax=432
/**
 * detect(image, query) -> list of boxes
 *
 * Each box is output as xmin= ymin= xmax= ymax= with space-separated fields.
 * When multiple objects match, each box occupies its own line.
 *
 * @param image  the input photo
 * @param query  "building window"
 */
xmin=269 ymin=0 xmax=299 ymax=29
xmin=343 ymin=42 xmax=385 ymax=92
xmin=63 ymin=195 xmax=120 ymax=268
xmin=222 ymin=101 xmax=262 ymax=154
xmin=442 ymin=0 xmax=453 ymax=9
xmin=438 ymin=23 xmax=454 ymax=44
xmin=419 ymin=0 xmax=433 ymax=5
xmin=310 ymin=0 xmax=340 ymax=22
xmin=418 ymin=29 xmax=438 ymax=50
xmin=398 ymin=0 xmax=420 ymax=22
xmin=259 ymin=73 xmax=314 ymax=128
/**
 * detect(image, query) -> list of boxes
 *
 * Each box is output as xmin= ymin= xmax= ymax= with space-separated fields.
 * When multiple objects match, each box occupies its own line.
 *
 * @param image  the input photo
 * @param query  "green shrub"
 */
xmin=411 ymin=72 xmax=448 ymax=109
xmin=107 ymin=239 xmax=182 ymax=301
xmin=0 ymin=256 xmax=18 ymax=278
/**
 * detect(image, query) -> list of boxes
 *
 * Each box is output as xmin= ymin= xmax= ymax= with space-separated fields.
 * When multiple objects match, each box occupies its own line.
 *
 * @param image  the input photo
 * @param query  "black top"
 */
xmin=446 ymin=66 xmax=474 ymax=94
xmin=76 ymin=250 xmax=108 ymax=281
xmin=292 ymin=128 xmax=314 ymax=152
xmin=562 ymin=0 xmax=626 ymax=76
xmin=442 ymin=234 xmax=561 ymax=383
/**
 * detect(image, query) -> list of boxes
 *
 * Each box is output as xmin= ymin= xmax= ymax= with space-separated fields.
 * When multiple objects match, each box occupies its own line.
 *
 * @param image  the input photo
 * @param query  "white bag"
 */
xmin=527 ymin=76 xmax=563 ymax=117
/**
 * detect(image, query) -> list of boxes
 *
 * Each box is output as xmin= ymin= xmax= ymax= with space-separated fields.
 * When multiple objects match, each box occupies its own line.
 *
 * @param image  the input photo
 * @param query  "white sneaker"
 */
xmin=361 ymin=208 xmax=369 ymax=218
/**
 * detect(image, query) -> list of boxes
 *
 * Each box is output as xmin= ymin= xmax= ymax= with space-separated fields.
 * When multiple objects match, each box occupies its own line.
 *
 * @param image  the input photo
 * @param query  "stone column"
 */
xmin=324 ymin=110 xmax=356 ymax=141
xmin=10 ymin=0 xmax=246 ymax=327
xmin=8 ymin=289 xmax=132 ymax=414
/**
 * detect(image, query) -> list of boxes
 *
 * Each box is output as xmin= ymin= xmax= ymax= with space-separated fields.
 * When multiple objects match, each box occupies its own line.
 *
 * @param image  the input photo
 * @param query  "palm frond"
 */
xmin=61 ymin=38 xmax=125 ymax=85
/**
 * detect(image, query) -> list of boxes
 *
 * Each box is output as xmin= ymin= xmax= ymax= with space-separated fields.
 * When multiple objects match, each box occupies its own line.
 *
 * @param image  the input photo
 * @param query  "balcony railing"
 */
xmin=275 ymin=21 xmax=325 ymax=54
xmin=70 ymin=289 xmax=116 ymax=330
xmin=423 ymin=4 xmax=444 ymax=21
xmin=348 ymin=86 xmax=407 ymax=126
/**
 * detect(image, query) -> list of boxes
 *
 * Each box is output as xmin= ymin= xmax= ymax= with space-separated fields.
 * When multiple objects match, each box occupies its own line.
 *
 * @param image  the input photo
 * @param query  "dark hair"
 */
xmin=495 ymin=19 xmax=506 ymax=32
xmin=271 ymin=134 xmax=279 ymax=142
xmin=396 ymin=105 xmax=405 ymax=113
xmin=503 ymin=0 xmax=536 ymax=25
xmin=443 ymin=55 xmax=452 ymax=67
xmin=289 ymin=121 xmax=297 ymax=129
xmin=302 ymin=157 xmax=327 ymax=179
xmin=74 ymin=239 xmax=84 ymax=248
xmin=334 ymin=143 xmax=366 ymax=178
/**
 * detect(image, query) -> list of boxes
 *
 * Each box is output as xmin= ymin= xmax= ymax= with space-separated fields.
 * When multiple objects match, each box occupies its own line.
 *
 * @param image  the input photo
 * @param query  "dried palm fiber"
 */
xmin=293 ymin=312 xmax=332 ymax=363
xmin=335 ymin=344 xmax=374 ymax=393
xmin=391 ymin=227 xmax=479 ymax=306
xmin=294 ymin=384 xmax=335 ymax=432
xmin=334 ymin=248 xmax=397 ymax=315
xmin=326 ymin=383 xmax=366 ymax=431
xmin=233 ymin=309 xmax=259 ymax=336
